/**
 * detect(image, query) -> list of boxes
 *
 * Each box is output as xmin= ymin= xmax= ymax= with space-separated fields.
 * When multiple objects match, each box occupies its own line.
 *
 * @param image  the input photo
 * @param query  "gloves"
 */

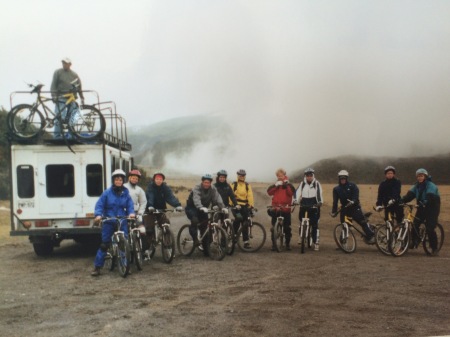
xmin=292 ymin=200 xmax=299 ymax=206
xmin=330 ymin=212 xmax=337 ymax=218
xmin=375 ymin=206 xmax=382 ymax=212
xmin=200 ymin=207 xmax=209 ymax=213
xmin=284 ymin=179 xmax=289 ymax=184
xmin=222 ymin=208 xmax=229 ymax=215
xmin=137 ymin=215 xmax=143 ymax=223
xmin=138 ymin=225 xmax=146 ymax=234
xmin=275 ymin=181 xmax=283 ymax=187
xmin=346 ymin=200 xmax=355 ymax=206
xmin=317 ymin=202 xmax=323 ymax=207
xmin=148 ymin=207 xmax=155 ymax=213
xmin=235 ymin=205 xmax=241 ymax=210
xmin=175 ymin=206 xmax=183 ymax=212
xmin=387 ymin=199 xmax=395 ymax=206
xmin=94 ymin=216 xmax=102 ymax=226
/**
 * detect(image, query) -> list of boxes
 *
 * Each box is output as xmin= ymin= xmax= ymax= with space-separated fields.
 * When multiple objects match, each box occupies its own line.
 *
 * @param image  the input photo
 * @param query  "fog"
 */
xmin=2 ymin=1 xmax=450 ymax=181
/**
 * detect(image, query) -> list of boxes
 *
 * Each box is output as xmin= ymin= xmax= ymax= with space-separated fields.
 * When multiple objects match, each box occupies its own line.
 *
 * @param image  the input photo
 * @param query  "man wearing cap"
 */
xmin=185 ymin=174 xmax=226 ymax=256
xmin=50 ymin=58 xmax=85 ymax=138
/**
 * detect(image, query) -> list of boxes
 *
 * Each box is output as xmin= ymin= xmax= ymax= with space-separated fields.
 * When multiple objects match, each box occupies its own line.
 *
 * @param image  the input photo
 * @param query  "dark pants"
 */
xmin=232 ymin=206 xmax=250 ymax=242
xmin=341 ymin=206 xmax=374 ymax=238
xmin=142 ymin=213 xmax=170 ymax=251
xmin=269 ymin=209 xmax=292 ymax=245
xmin=412 ymin=201 xmax=440 ymax=250
xmin=299 ymin=207 xmax=320 ymax=244
xmin=185 ymin=206 xmax=209 ymax=255
xmin=384 ymin=205 xmax=404 ymax=224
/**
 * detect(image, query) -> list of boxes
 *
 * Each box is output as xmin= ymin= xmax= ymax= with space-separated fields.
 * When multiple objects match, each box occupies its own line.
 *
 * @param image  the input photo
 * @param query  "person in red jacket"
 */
xmin=267 ymin=168 xmax=296 ymax=250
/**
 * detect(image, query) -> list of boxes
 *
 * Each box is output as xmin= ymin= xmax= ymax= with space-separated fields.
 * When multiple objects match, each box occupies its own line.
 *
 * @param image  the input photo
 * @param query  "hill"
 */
xmin=291 ymin=154 xmax=450 ymax=185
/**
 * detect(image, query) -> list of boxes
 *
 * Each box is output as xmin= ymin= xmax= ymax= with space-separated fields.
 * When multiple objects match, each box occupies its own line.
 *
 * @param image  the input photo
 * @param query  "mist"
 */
xmin=2 ymin=1 xmax=450 ymax=181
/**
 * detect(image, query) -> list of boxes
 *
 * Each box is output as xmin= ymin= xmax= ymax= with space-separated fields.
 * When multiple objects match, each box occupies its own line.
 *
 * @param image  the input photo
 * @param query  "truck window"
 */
xmin=86 ymin=164 xmax=103 ymax=196
xmin=17 ymin=165 xmax=35 ymax=198
xmin=46 ymin=165 xmax=75 ymax=197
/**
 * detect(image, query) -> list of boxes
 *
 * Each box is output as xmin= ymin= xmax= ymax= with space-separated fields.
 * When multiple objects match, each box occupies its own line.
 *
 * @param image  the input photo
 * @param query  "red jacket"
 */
xmin=267 ymin=178 xmax=295 ymax=213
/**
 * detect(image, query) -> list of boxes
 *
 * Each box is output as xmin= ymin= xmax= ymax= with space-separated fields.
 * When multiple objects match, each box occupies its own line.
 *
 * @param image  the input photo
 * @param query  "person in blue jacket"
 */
xmin=91 ymin=169 xmax=135 ymax=276
xmin=400 ymin=168 xmax=441 ymax=256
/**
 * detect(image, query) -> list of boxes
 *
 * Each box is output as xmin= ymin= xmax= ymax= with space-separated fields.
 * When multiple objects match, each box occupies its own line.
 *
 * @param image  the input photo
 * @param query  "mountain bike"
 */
xmin=101 ymin=216 xmax=131 ymax=278
xmin=331 ymin=202 xmax=376 ymax=254
xmin=389 ymin=204 xmax=444 ymax=257
xmin=373 ymin=205 xmax=396 ymax=256
xmin=8 ymin=82 xmax=105 ymax=140
xmin=224 ymin=207 xmax=266 ymax=254
xmin=146 ymin=208 xmax=179 ymax=263
xmin=268 ymin=205 xmax=295 ymax=252
xmin=298 ymin=205 xmax=318 ymax=254
xmin=127 ymin=218 xmax=145 ymax=271
xmin=214 ymin=210 xmax=236 ymax=255
xmin=177 ymin=207 xmax=229 ymax=261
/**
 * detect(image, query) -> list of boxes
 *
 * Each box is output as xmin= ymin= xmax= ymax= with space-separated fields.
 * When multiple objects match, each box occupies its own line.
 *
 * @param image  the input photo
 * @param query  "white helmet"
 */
xmin=338 ymin=170 xmax=349 ymax=178
xmin=112 ymin=169 xmax=126 ymax=180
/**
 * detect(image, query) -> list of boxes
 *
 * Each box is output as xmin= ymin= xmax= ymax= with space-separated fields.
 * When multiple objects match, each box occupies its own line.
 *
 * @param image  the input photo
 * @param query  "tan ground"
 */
xmin=0 ymin=183 xmax=449 ymax=337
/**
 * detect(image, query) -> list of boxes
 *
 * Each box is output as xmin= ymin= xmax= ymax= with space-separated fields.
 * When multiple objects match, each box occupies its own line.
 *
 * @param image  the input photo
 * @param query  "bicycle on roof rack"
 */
xmin=7 ymin=82 xmax=105 ymax=141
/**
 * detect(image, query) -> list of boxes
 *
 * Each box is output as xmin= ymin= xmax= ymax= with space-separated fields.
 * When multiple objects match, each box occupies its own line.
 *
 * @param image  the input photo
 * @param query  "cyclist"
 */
xmin=91 ymin=169 xmax=135 ymax=276
xmin=400 ymin=168 xmax=440 ymax=256
xmin=144 ymin=172 xmax=183 ymax=256
xmin=231 ymin=169 xmax=255 ymax=249
xmin=267 ymin=168 xmax=296 ymax=251
xmin=50 ymin=57 xmax=84 ymax=138
xmin=124 ymin=169 xmax=147 ymax=225
xmin=214 ymin=170 xmax=238 ymax=208
xmin=331 ymin=170 xmax=375 ymax=243
xmin=185 ymin=174 xmax=227 ymax=256
xmin=375 ymin=166 xmax=404 ymax=223
xmin=294 ymin=168 xmax=323 ymax=251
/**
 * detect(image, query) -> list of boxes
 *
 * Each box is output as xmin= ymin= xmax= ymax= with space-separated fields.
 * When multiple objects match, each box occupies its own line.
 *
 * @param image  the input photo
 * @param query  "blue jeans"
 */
xmin=94 ymin=219 xmax=129 ymax=268
xmin=54 ymin=100 xmax=80 ymax=138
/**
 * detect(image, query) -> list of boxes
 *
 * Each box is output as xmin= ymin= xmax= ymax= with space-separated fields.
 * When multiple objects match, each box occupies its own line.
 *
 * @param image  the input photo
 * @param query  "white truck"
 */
xmin=8 ymin=102 xmax=133 ymax=256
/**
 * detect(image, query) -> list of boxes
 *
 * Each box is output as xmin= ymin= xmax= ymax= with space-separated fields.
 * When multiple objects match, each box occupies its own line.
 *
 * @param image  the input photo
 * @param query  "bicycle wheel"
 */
xmin=161 ymin=227 xmax=175 ymax=263
xmin=208 ymin=226 xmax=228 ymax=261
xmin=10 ymin=104 xmax=45 ymax=139
xmin=307 ymin=226 xmax=313 ymax=249
xmin=104 ymin=244 xmax=116 ymax=271
xmin=177 ymin=224 xmax=195 ymax=256
xmin=389 ymin=224 xmax=410 ymax=257
xmin=375 ymin=223 xmax=391 ymax=256
xmin=300 ymin=223 xmax=307 ymax=254
xmin=237 ymin=221 xmax=266 ymax=253
xmin=423 ymin=223 xmax=444 ymax=255
xmin=132 ymin=232 xmax=144 ymax=270
xmin=272 ymin=223 xmax=284 ymax=252
xmin=70 ymin=104 xmax=105 ymax=140
xmin=333 ymin=224 xmax=357 ymax=253
xmin=221 ymin=219 xmax=235 ymax=256
xmin=117 ymin=234 xmax=131 ymax=277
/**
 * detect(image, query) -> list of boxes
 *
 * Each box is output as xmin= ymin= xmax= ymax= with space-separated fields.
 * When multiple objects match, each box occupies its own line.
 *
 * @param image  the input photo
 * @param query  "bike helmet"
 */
xmin=111 ymin=169 xmax=126 ymax=181
xmin=153 ymin=172 xmax=166 ymax=180
xmin=416 ymin=168 xmax=428 ymax=176
xmin=128 ymin=169 xmax=142 ymax=178
xmin=384 ymin=166 xmax=396 ymax=174
xmin=236 ymin=169 xmax=247 ymax=176
xmin=304 ymin=168 xmax=315 ymax=175
xmin=217 ymin=169 xmax=228 ymax=177
xmin=201 ymin=173 xmax=213 ymax=181
xmin=338 ymin=170 xmax=349 ymax=178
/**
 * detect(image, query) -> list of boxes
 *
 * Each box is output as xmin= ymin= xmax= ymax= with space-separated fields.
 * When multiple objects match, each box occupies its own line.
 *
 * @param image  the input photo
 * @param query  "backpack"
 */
xmin=232 ymin=181 xmax=249 ymax=193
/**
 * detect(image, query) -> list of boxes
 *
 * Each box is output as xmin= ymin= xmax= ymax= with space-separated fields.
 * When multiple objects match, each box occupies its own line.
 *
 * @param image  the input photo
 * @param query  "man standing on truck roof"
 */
xmin=50 ymin=57 xmax=85 ymax=139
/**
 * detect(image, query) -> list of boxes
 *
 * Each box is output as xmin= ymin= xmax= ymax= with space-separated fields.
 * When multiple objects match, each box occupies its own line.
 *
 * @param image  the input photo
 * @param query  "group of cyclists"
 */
xmin=91 ymin=164 xmax=441 ymax=276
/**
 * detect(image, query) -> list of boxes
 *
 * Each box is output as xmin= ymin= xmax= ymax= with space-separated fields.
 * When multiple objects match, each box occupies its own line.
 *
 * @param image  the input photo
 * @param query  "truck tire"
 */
xmin=33 ymin=243 xmax=54 ymax=256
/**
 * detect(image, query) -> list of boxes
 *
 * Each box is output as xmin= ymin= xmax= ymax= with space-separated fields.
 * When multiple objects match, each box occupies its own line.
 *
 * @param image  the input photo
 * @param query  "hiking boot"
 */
xmin=314 ymin=243 xmax=319 ymax=251
xmin=91 ymin=267 xmax=101 ymax=277
xmin=365 ymin=236 xmax=375 ymax=244
xmin=144 ymin=250 xmax=151 ymax=261
xmin=430 ymin=249 xmax=439 ymax=257
xmin=244 ymin=241 xmax=252 ymax=249
xmin=286 ymin=244 xmax=291 ymax=251
xmin=271 ymin=245 xmax=277 ymax=251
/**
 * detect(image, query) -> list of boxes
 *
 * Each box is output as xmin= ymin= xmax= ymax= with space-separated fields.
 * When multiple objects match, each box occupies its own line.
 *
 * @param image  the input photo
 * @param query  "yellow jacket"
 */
xmin=231 ymin=181 xmax=254 ymax=207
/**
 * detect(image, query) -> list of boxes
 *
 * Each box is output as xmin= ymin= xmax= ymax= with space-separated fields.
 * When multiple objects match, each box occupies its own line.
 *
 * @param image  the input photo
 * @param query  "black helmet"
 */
xmin=236 ymin=169 xmax=247 ymax=176
xmin=217 ymin=169 xmax=228 ymax=177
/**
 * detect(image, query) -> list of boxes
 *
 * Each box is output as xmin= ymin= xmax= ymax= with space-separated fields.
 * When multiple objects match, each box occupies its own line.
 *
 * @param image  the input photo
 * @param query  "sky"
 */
xmin=1 ymin=0 xmax=450 ymax=180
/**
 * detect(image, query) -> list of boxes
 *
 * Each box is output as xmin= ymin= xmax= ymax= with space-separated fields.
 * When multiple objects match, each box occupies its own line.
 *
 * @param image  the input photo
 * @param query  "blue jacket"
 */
xmin=94 ymin=186 xmax=135 ymax=218
xmin=403 ymin=179 xmax=440 ymax=206
xmin=332 ymin=181 xmax=360 ymax=213
xmin=146 ymin=182 xmax=181 ymax=210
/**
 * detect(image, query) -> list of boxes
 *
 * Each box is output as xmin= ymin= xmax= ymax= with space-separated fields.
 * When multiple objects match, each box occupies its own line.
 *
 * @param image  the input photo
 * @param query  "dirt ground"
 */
xmin=0 ymin=184 xmax=449 ymax=337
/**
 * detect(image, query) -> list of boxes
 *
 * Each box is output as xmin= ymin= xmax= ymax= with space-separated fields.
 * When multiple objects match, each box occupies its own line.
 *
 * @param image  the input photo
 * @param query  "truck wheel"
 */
xmin=33 ymin=243 xmax=54 ymax=256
